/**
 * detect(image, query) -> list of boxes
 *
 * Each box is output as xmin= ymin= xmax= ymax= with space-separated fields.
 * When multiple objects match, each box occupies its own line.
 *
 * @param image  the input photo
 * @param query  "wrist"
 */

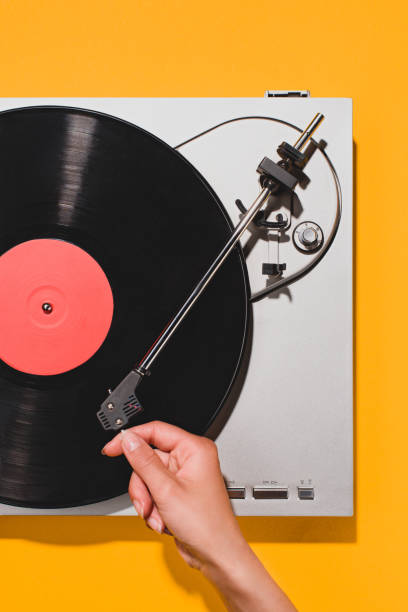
xmin=201 ymin=531 xmax=255 ymax=587
xmin=201 ymin=536 xmax=297 ymax=612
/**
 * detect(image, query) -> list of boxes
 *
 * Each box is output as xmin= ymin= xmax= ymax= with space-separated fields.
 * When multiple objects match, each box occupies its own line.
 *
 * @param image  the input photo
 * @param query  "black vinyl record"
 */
xmin=0 ymin=106 xmax=250 ymax=508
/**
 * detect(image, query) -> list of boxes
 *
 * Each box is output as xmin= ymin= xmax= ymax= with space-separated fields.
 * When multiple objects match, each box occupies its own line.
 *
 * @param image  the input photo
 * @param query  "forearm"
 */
xmin=106 ymin=424 xmax=296 ymax=610
xmin=202 ymin=538 xmax=297 ymax=612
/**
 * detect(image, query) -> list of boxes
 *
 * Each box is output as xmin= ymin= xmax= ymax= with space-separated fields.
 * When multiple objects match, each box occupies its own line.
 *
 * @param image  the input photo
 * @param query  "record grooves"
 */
xmin=0 ymin=107 xmax=249 ymax=508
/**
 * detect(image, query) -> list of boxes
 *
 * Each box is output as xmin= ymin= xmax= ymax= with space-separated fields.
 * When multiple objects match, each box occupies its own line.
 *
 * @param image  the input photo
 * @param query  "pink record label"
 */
xmin=0 ymin=239 xmax=114 ymax=375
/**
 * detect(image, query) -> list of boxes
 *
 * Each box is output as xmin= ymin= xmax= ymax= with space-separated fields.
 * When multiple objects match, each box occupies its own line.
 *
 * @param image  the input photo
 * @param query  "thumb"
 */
xmin=121 ymin=429 xmax=173 ymax=498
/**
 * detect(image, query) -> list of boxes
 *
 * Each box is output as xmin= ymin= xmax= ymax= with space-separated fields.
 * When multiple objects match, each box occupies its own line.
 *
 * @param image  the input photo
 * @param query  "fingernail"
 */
xmin=147 ymin=517 xmax=163 ymax=534
xmin=121 ymin=429 xmax=141 ymax=452
xmin=133 ymin=500 xmax=144 ymax=519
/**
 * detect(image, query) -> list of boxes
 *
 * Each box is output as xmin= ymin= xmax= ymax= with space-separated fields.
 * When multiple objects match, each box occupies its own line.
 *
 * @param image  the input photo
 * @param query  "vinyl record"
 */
xmin=0 ymin=106 xmax=250 ymax=508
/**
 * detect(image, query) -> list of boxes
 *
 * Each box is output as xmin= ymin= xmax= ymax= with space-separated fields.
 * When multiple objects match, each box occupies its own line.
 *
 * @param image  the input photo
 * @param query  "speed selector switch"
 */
xmin=293 ymin=221 xmax=323 ymax=253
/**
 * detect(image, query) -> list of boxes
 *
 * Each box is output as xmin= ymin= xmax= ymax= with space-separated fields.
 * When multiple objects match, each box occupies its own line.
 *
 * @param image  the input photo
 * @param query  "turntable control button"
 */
xmin=227 ymin=487 xmax=246 ymax=499
xmin=297 ymin=487 xmax=315 ymax=500
xmin=253 ymin=487 xmax=288 ymax=499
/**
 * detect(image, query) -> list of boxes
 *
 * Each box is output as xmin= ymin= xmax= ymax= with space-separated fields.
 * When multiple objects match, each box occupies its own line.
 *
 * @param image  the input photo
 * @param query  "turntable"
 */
xmin=0 ymin=93 xmax=353 ymax=516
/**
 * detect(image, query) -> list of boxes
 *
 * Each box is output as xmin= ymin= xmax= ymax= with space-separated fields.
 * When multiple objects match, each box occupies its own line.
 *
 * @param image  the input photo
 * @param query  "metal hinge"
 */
xmin=264 ymin=90 xmax=310 ymax=98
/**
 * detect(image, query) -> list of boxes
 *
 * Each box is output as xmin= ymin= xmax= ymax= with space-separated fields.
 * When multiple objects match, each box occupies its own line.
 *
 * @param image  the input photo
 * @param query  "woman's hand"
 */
xmin=102 ymin=421 xmax=245 ymax=569
xmin=102 ymin=421 xmax=296 ymax=611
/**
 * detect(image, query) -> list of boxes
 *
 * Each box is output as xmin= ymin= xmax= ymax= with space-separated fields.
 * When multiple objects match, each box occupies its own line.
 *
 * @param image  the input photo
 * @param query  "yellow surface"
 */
xmin=0 ymin=1 xmax=406 ymax=610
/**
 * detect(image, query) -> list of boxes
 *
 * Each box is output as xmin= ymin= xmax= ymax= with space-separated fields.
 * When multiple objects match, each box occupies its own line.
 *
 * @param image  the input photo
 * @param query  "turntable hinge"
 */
xmin=264 ymin=90 xmax=310 ymax=98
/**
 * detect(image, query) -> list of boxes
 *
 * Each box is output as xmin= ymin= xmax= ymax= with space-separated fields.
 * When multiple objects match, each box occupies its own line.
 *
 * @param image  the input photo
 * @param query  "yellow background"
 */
xmin=0 ymin=1 xmax=406 ymax=610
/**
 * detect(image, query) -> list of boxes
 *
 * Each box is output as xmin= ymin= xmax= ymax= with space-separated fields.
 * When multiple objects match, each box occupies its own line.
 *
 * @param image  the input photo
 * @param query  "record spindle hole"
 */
xmin=42 ymin=302 xmax=53 ymax=314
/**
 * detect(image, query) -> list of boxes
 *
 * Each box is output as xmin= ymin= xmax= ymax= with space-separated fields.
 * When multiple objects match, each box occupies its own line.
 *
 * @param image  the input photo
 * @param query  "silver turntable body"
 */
xmin=0 ymin=95 xmax=353 ymax=516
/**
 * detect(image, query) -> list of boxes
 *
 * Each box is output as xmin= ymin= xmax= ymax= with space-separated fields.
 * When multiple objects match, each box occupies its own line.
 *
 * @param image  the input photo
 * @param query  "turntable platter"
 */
xmin=0 ymin=107 xmax=249 ymax=508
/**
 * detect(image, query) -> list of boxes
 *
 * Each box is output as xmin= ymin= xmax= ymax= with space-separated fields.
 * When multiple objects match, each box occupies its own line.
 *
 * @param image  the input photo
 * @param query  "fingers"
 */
xmin=101 ymin=431 xmax=124 ymax=456
xmin=145 ymin=504 xmax=166 ymax=534
xmin=128 ymin=471 xmax=154 ymax=519
xmin=121 ymin=429 xmax=175 ymax=499
xmin=102 ymin=428 xmax=171 ymax=520
xmin=130 ymin=421 xmax=199 ymax=452
xmin=102 ymin=421 xmax=199 ymax=456
xmin=128 ymin=472 xmax=169 ymax=535
xmin=124 ymin=449 xmax=169 ymax=520
xmin=154 ymin=448 xmax=170 ymax=468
